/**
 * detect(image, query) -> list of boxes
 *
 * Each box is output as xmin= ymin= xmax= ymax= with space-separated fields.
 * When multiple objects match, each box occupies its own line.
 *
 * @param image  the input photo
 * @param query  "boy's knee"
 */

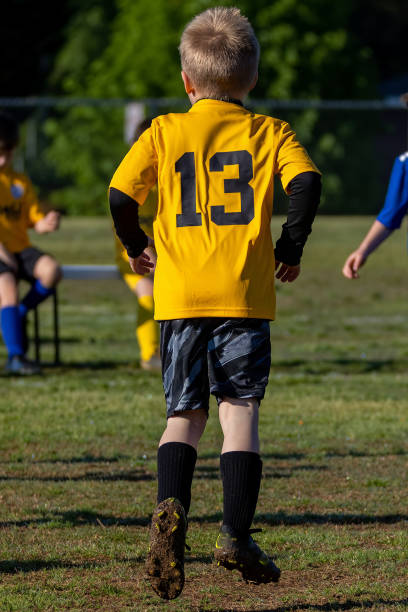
xmin=219 ymin=397 xmax=259 ymax=417
xmin=170 ymin=408 xmax=207 ymax=428
xmin=34 ymin=256 xmax=61 ymax=287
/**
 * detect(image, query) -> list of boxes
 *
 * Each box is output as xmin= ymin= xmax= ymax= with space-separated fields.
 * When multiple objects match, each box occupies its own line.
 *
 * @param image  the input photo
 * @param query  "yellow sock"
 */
xmin=136 ymin=295 xmax=159 ymax=362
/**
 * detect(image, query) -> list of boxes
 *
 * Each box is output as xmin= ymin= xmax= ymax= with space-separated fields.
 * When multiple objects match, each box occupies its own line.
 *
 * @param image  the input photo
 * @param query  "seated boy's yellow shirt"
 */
xmin=0 ymin=167 xmax=44 ymax=252
xmin=110 ymin=99 xmax=320 ymax=320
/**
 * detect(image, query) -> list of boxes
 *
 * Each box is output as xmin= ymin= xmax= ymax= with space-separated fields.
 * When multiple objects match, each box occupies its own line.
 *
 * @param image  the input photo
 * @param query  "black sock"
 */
xmin=220 ymin=451 xmax=262 ymax=534
xmin=157 ymin=442 xmax=197 ymax=515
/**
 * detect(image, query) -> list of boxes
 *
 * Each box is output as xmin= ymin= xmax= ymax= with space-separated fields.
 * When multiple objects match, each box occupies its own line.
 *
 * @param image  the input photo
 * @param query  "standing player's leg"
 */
xmin=120 ymin=255 xmax=160 ymax=372
xmin=208 ymin=318 xmax=280 ymax=584
xmin=145 ymin=319 xmax=209 ymax=600
xmin=133 ymin=276 xmax=160 ymax=371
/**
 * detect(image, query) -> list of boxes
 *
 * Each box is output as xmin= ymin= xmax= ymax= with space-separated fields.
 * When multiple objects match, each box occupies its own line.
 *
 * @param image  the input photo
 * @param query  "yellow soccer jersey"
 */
xmin=115 ymin=186 xmax=158 ymax=287
xmin=0 ymin=166 xmax=44 ymax=252
xmin=110 ymin=99 xmax=319 ymax=320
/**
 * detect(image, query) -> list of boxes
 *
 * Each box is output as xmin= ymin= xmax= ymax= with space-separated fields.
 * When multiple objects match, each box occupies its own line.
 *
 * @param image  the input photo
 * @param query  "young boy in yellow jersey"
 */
xmin=114 ymin=118 xmax=160 ymax=372
xmin=109 ymin=7 xmax=321 ymax=600
xmin=0 ymin=111 xmax=61 ymax=375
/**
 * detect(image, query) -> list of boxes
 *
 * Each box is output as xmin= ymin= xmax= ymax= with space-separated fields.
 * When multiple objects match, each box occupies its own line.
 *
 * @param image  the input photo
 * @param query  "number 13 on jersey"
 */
xmin=175 ymin=150 xmax=255 ymax=227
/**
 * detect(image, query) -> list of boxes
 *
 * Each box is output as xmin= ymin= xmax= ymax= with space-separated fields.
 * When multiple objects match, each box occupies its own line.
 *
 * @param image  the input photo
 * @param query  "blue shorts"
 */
xmin=160 ymin=318 xmax=271 ymax=418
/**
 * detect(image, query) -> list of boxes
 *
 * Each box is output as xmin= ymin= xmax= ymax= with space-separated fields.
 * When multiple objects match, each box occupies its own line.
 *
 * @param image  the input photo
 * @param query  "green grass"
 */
xmin=0 ymin=216 xmax=407 ymax=611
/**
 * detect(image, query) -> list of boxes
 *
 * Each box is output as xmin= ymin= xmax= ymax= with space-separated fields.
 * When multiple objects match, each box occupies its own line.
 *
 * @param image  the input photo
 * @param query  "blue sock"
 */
xmin=1 ymin=306 xmax=24 ymax=357
xmin=19 ymin=280 xmax=54 ymax=316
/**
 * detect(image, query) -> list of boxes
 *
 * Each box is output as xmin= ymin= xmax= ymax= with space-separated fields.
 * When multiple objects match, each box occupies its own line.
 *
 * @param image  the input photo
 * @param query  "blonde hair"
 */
xmin=179 ymin=7 xmax=259 ymax=98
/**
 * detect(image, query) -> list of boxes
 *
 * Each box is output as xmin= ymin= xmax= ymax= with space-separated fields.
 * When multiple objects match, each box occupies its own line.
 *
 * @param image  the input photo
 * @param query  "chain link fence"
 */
xmin=1 ymin=97 xmax=407 ymax=215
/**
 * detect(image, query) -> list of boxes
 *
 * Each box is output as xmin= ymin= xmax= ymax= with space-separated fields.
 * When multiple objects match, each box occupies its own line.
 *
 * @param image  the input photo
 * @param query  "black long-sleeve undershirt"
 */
xmin=109 ymin=187 xmax=148 ymax=258
xmin=110 ymin=170 xmax=321 ymax=265
xmin=274 ymin=171 xmax=321 ymax=266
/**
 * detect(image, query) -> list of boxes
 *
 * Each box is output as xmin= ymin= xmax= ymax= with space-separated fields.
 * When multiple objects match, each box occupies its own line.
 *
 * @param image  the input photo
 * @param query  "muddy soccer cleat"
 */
xmin=145 ymin=497 xmax=187 ymax=600
xmin=214 ymin=524 xmax=280 ymax=584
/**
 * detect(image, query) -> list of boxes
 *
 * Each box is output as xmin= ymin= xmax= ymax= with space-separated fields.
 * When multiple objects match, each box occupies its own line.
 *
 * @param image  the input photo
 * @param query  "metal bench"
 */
xmin=32 ymin=265 xmax=121 ymax=364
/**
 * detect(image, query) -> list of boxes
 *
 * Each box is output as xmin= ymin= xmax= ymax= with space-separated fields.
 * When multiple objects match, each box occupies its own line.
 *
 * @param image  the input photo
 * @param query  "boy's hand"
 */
xmin=275 ymin=260 xmax=300 ymax=283
xmin=129 ymin=251 xmax=155 ymax=275
xmin=0 ymin=244 xmax=18 ymax=272
xmin=342 ymin=250 xmax=366 ymax=279
xmin=34 ymin=210 xmax=61 ymax=234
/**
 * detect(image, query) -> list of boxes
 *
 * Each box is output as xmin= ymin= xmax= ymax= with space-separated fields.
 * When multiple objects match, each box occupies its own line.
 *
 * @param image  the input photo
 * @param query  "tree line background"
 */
xmin=1 ymin=0 xmax=408 ymax=215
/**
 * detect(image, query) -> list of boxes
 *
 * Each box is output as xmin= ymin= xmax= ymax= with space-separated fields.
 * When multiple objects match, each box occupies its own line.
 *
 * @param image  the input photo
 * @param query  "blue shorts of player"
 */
xmin=160 ymin=318 xmax=271 ymax=417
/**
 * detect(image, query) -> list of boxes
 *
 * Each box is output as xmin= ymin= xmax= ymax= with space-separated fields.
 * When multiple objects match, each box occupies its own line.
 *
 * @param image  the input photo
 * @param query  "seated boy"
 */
xmin=0 ymin=111 xmax=61 ymax=375
xmin=109 ymin=6 xmax=321 ymax=600
xmin=114 ymin=118 xmax=160 ymax=372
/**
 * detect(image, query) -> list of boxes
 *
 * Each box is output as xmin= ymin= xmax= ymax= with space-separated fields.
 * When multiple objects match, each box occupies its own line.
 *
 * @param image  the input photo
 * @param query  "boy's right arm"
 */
xmin=109 ymin=187 xmax=154 ymax=273
xmin=274 ymin=171 xmax=321 ymax=282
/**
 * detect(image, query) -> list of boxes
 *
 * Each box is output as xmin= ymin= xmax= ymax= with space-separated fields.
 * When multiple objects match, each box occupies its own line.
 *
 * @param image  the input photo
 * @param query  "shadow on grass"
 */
xmin=0 ymin=454 xmax=131 ymax=465
xmin=250 ymin=598 xmax=408 ymax=612
xmin=0 ymin=509 xmax=150 ymax=529
xmin=0 ymin=554 xmax=209 ymax=574
xmin=272 ymin=357 xmax=408 ymax=375
xmin=31 ymin=454 xmax=129 ymax=464
xmin=187 ymin=511 xmax=408 ymax=526
xmin=0 ymin=464 xmax=328 ymax=483
xmin=200 ymin=449 xmax=408 ymax=461
xmin=0 ymin=360 xmax=136 ymax=377
xmin=199 ymin=452 xmax=307 ymax=461
xmin=48 ymin=360 xmax=135 ymax=371
xmin=0 ymin=469 xmax=155 ymax=483
xmin=256 ymin=511 xmax=408 ymax=526
xmin=194 ymin=464 xmax=327 ymax=480
xmin=0 ymin=558 xmax=106 ymax=574
xmin=2 ymin=508 xmax=408 ymax=530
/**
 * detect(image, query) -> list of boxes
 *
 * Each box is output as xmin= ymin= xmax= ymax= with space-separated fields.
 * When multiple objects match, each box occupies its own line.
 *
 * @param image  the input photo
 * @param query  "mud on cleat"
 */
xmin=214 ymin=524 xmax=280 ymax=584
xmin=145 ymin=497 xmax=187 ymax=600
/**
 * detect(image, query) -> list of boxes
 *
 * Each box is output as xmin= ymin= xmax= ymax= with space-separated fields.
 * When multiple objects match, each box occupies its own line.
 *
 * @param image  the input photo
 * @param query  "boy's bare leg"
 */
xmin=215 ymin=396 xmax=280 ymax=583
xmin=159 ymin=408 xmax=207 ymax=450
xmin=0 ymin=272 xmax=19 ymax=306
xmin=219 ymin=397 xmax=259 ymax=453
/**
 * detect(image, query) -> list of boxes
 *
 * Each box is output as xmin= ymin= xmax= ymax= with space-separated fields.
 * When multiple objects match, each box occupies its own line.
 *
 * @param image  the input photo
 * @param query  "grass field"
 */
xmin=1 ymin=216 xmax=407 ymax=611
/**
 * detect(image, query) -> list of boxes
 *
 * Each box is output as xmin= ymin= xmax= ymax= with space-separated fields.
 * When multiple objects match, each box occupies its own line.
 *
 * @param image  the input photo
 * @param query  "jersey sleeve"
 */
xmin=24 ymin=177 xmax=45 ymax=227
xmin=109 ymin=126 xmax=158 ymax=205
xmin=376 ymin=154 xmax=408 ymax=230
xmin=275 ymin=121 xmax=320 ymax=192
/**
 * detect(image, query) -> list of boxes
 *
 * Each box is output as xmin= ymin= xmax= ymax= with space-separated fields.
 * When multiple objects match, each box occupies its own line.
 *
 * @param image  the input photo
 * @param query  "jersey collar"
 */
xmin=191 ymin=97 xmax=244 ymax=109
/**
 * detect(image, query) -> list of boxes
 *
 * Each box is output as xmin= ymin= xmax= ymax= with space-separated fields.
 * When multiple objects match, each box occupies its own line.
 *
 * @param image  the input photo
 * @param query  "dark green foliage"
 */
xmin=41 ymin=0 xmax=381 ymax=214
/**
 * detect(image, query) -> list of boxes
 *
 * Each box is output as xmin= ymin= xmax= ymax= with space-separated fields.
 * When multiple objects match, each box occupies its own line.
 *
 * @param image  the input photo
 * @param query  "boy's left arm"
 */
xmin=274 ymin=171 xmax=321 ymax=281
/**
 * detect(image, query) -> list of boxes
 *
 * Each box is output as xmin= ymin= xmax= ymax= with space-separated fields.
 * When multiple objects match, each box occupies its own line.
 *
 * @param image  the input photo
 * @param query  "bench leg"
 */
xmin=33 ymin=307 xmax=40 ymax=363
xmin=53 ymin=289 xmax=61 ymax=365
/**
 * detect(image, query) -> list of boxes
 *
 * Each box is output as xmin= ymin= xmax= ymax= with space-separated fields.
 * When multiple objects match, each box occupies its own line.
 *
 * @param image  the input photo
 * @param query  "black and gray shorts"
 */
xmin=160 ymin=317 xmax=271 ymax=418
xmin=0 ymin=246 xmax=45 ymax=281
